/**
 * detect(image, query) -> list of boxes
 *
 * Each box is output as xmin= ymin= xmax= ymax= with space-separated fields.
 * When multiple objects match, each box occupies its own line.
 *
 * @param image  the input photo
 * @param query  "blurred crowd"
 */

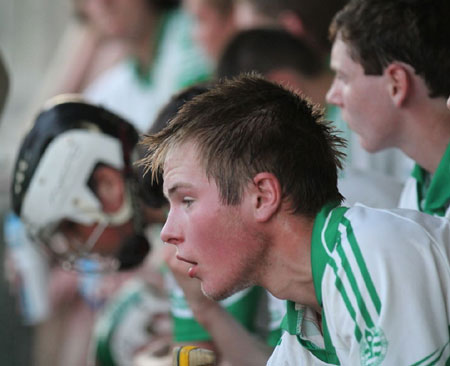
xmin=1 ymin=0 xmax=449 ymax=365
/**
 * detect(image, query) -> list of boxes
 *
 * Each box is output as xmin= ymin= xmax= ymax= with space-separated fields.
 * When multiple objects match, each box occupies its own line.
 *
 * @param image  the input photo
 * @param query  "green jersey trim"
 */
xmin=311 ymin=201 xmax=348 ymax=306
xmin=334 ymin=216 xmax=381 ymax=335
xmin=173 ymin=286 xmax=264 ymax=342
xmin=94 ymin=283 xmax=147 ymax=366
xmin=310 ymin=202 xmax=386 ymax=362
xmin=282 ymin=301 xmax=340 ymax=364
xmin=411 ymin=141 xmax=450 ymax=216
xmin=411 ymin=337 xmax=450 ymax=366
xmin=266 ymin=328 xmax=283 ymax=347
xmin=277 ymin=202 xmax=345 ymax=364
xmin=130 ymin=9 xmax=174 ymax=86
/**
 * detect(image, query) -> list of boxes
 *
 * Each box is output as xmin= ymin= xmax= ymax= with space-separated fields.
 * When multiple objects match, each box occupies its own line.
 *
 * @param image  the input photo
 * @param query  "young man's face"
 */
xmin=184 ymin=0 xmax=236 ymax=61
xmin=161 ymin=142 xmax=267 ymax=300
xmin=447 ymin=96 xmax=450 ymax=110
xmin=326 ymin=38 xmax=398 ymax=152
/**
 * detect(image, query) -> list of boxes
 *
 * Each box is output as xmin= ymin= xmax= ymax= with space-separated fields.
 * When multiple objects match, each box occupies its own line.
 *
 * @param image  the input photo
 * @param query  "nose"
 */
xmin=326 ymin=79 xmax=342 ymax=107
xmin=160 ymin=210 xmax=183 ymax=246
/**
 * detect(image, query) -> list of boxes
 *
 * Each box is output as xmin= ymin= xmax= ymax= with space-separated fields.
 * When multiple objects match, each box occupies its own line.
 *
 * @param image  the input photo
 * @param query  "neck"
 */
xmin=131 ymin=10 xmax=163 ymax=70
xmin=399 ymin=97 xmax=450 ymax=173
xmin=262 ymin=212 xmax=319 ymax=312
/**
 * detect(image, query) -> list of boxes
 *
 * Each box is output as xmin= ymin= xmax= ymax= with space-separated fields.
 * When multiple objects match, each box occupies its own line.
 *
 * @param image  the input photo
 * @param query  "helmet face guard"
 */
xmin=12 ymin=97 xmax=149 ymax=271
xmin=20 ymin=130 xmax=133 ymax=235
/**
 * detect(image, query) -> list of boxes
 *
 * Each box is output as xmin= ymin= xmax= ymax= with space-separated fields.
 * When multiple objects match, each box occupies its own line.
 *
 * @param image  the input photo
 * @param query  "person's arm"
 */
xmin=163 ymin=246 xmax=272 ymax=366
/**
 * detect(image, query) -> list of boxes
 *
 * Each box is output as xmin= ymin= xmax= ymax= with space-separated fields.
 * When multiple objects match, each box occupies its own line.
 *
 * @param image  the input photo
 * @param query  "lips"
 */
xmin=176 ymin=254 xmax=197 ymax=265
xmin=176 ymin=254 xmax=198 ymax=278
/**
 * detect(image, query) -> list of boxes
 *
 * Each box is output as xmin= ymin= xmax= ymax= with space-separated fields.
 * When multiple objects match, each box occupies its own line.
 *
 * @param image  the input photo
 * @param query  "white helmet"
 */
xmin=11 ymin=95 xmax=149 ymax=270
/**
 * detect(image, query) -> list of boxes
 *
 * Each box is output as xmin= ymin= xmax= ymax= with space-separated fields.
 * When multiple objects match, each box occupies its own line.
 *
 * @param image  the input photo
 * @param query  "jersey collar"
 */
xmin=131 ymin=9 xmax=173 ymax=86
xmin=412 ymin=141 xmax=450 ymax=216
xmin=280 ymin=201 xmax=347 ymax=364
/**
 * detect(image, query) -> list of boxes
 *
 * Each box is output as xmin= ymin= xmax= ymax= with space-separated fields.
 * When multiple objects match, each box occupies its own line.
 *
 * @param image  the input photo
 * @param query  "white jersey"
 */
xmin=268 ymin=203 xmax=450 ymax=365
xmin=399 ymin=143 xmax=450 ymax=218
xmin=84 ymin=8 xmax=212 ymax=133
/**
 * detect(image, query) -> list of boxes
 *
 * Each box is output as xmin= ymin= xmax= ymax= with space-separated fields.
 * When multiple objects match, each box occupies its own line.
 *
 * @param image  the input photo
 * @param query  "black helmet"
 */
xmin=12 ymin=95 xmax=149 ymax=271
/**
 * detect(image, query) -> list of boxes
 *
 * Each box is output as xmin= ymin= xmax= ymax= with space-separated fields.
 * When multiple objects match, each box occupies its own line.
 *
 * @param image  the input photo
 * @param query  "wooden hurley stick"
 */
xmin=172 ymin=346 xmax=216 ymax=366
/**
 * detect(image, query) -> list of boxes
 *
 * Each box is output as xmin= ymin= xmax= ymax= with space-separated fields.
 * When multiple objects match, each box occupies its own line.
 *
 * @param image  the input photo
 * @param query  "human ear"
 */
xmin=251 ymin=172 xmax=282 ymax=222
xmin=92 ymin=165 xmax=125 ymax=213
xmin=385 ymin=63 xmax=410 ymax=107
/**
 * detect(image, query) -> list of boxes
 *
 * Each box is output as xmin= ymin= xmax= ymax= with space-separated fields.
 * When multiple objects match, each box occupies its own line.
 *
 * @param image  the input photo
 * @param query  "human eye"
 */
xmin=182 ymin=196 xmax=194 ymax=208
xmin=335 ymin=70 xmax=348 ymax=83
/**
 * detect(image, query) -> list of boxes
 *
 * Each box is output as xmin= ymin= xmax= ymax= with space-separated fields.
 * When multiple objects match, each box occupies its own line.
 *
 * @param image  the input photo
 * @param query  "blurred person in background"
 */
xmin=326 ymin=0 xmax=450 ymax=216
xmin=6 ymin=2 xmax=212 ymax=359
xmin=233 ymin=0 xmax=348 ymax=62
xmin=9 ymin=95 xmax=172 ymax=366
xmin=216 ymin=28 xmax=403 ymax=208
xmin=233 ymin=0 xmax=415 ymax=184
xmin=183 ymin=0 xmax=237 ymax=63
xmin=81 ymin=0 xmax=212 ymax=132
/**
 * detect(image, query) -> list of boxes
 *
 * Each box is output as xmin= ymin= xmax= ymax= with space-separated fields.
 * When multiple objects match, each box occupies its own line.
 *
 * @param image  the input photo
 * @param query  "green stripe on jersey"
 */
xmin=311 ymin=203 xmax=384 ymax=344
xmin=311 ymin=201 xmax=349 ymax=306
xmin=341 ymin=217 xmax=382 ymax=315
xmin=336 ymin=241 xmax=374 ymax=329
xmin=411 ymin=334 xmax=450 ymax=366
xmin=322 ymin=240 xmax=363 ymax=342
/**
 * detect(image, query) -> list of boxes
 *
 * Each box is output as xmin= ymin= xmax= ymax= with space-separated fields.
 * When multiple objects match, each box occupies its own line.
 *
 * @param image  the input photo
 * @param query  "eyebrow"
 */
xmin=166 ymin=183 xmax=194 ymax=198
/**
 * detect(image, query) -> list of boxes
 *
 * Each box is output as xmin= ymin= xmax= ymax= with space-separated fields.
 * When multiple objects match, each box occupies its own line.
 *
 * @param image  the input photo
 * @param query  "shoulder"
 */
xmin=343 ymin=205 xmax=447 ymax=251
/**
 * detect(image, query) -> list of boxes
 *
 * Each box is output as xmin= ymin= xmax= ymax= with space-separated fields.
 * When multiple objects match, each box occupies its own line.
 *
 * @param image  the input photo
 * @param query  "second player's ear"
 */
xmin=251 ymin=172 xmax=282 ymax=222
xmin=385 ymin=63 xmax=410 ymax=107
xmin=92 ymin=165 xmax=126 ymax=213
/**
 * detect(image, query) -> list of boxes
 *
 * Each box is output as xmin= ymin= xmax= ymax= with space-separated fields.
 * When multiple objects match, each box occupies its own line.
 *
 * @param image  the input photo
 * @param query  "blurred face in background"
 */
xmin=77 ymin=0 xmax=154 ymax=40
xmin=184 ymin=0 xmax=237 ymax=61
xmin=326 ymin=38 xmax=399 ymax=152
xmin=233 ymin=0 xmax=277 ymax=30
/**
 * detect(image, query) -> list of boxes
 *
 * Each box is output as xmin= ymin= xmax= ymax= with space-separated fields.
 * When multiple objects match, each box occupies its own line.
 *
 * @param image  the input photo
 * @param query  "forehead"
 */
xmin=330 ymin=38 xmax=358 ymax=70
xmin=163 ymin=142 xmax=207 ymax=189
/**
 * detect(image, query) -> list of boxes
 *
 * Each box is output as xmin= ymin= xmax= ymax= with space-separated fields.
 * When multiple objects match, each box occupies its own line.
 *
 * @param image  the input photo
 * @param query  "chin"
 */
xmin=358 ymin=137 xmax=381 ymax=153
xmin=202 ymin=278 xmax=252 ymax=301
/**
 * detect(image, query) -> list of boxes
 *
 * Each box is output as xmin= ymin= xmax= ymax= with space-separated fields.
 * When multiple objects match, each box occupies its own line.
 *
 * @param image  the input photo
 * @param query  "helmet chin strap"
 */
xmin=83 ymin=220 xmax=109 ymax=253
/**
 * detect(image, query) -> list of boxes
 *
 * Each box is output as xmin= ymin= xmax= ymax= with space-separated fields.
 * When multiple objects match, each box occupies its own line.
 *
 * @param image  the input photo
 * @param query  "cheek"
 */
xmin=194 ymin=15 xmax=226 ymax=56
xmin=189 ymin=208 xmax=236 ymax=258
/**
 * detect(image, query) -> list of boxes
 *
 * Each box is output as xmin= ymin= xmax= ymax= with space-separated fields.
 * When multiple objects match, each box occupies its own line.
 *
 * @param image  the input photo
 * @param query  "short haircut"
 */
xmin=141 ymin=75 xmax=345 ymax=217
xmin=216 ymin=28 xmax=324 ymax=80
xmin=330 ymin=0 xmax=450 ymax=98
xmin=237 ymin=0 xmax=348 ymax=53
xmin=137 ymin=83 xmax=213 ymax=208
